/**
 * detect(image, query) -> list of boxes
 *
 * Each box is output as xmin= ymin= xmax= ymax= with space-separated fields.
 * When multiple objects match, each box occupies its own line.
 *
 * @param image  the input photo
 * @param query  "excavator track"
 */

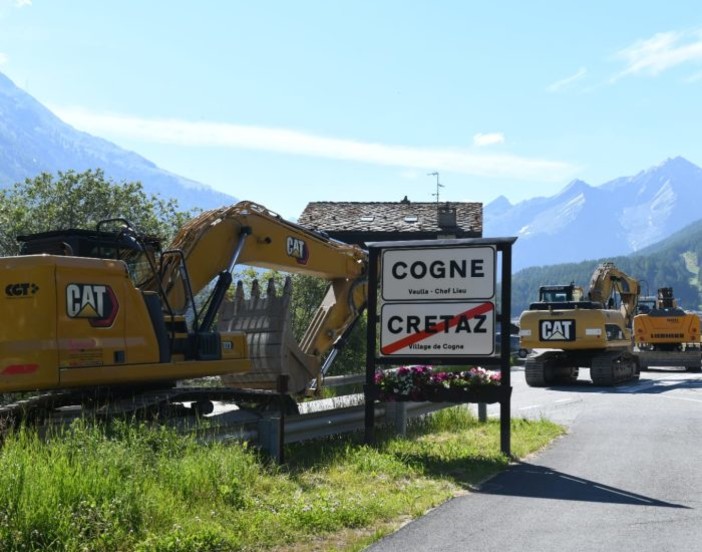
xmin=637 ymin=350 xmax=702 ymax=373
xmin=0 ymin=386 xmax=298 ymax=432
xmin=525 ymin=352 xmax=580 ymax=387
xmin=525 ymin=356 xmax=553 ymax=387
xmin=590 ymin=351 xmax=639 ymax=386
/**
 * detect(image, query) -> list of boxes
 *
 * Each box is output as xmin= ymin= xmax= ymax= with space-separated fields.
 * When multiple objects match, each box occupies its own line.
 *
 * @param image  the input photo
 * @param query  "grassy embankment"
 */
xmin=0 ymin=409 xmax=563 ymax=551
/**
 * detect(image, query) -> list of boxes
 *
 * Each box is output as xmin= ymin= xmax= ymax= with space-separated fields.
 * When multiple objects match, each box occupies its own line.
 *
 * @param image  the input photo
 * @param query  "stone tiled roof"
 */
xmin=298 ymin=200 xmax=482 ymax=234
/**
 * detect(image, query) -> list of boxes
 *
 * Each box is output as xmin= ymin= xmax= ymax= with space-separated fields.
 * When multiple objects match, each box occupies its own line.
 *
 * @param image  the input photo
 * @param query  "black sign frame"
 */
xmin=364 ymin=236 xmax=517 ymax=456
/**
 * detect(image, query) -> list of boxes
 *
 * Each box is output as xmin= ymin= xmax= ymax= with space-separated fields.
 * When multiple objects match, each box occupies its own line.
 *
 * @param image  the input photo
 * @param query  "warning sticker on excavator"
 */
xmin=379 ymin=301 xmax=495 ymax=356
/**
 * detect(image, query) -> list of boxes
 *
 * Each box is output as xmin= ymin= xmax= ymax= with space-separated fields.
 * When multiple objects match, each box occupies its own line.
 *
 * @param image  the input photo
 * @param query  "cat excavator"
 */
xmin=633 ymin=287 xmax=701 ymax=372
xmin=519 ymin=262 xmax=640 ymax=386
xmin=0 ymin=201 xmax=368 ymax=418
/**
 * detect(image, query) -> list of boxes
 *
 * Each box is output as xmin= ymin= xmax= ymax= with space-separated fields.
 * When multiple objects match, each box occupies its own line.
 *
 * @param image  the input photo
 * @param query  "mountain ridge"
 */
xmin=510 ymin=214 xmax=702 ymax=316
xmin=0 ymin=71 xmax=236 ymax=211
xmin=485 ymin=156 xmax=702 ymax=271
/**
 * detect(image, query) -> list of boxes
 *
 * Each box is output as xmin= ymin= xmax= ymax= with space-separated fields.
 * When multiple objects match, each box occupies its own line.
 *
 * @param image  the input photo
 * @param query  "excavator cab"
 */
xmin=17 ymin=224 xmax=161 ymax=288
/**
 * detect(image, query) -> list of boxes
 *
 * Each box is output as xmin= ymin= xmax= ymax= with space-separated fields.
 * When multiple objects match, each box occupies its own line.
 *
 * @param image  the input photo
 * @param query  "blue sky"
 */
xmin=1 ymin=1 xmax=702 ymax=219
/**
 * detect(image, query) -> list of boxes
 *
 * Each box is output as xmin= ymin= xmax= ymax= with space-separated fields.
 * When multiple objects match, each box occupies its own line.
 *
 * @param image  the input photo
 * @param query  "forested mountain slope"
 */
xmin=511 ymin=218 xmax=702 ymax=316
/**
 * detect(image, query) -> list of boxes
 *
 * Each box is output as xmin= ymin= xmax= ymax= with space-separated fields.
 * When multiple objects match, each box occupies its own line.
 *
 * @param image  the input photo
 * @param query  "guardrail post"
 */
xmin=385 ymin=401 xmax=408 ymax=435
xmin=258 ymin=416 xmax=281 ymax=462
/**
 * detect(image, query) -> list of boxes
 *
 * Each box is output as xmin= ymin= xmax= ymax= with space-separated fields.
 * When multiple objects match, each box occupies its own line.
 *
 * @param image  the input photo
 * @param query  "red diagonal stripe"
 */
xmin=381 ymin=302 xmax=494 ymax=355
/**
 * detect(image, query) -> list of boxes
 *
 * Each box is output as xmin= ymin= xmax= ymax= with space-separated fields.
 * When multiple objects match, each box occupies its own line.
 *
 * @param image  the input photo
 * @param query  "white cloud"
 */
xmin=0 ymin=53 xmax=7 ymax=65
xmin=614 ymin=29 xmax=702 ymax=79
xmin=399 ymin=170 xmax=421 ymax=179
xmin=0 ymin=0 xmax=31 ymax=7
xmin=546 ymin=67 xmax=587 ymax=92
xmin=472 ymin=132 xmax=505 ymax=147
xmin=53 ymin=106 xmax=577 ymax=183
xmin=684 ymin=70 xmax=702 ymax=83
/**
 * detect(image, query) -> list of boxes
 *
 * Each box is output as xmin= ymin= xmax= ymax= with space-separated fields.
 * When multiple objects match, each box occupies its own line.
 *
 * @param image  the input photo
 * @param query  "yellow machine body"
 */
xmin=0 ymin=255 xmax=249 ymax=393
xmin=519 ymin=307 xmax=632 ymax=352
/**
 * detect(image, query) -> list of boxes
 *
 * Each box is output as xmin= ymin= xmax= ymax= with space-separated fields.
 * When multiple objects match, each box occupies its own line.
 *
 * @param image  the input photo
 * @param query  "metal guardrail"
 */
xmin=287 ymin=398 xmax=448 ymax=444
xmin=191 ymin=372 xmax=495 ymax=460
xmin=199 ymin=392 xmax=453 ymax=460
xmin=322 ymin=373 xmax=366 ymax=388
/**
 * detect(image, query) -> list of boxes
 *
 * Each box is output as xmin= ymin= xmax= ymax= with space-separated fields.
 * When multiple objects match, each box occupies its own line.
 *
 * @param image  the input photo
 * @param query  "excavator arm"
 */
xmin=158 ymin=201 xmax=366 ymax=309
xmin=587 ymin=262 xmax=640 ymax=327
xmin=151 ymin=201 xmax=369 ymax=393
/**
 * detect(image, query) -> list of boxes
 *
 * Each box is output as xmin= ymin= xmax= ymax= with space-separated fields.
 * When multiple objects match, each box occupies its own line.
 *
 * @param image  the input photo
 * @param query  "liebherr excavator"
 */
xmin=633 ymin=287 xmax=701 ymax=372
xmin=0 ymin=201 xmax=368 ymax=418
xmin=519 ymin=262 xmax=640 ymax=386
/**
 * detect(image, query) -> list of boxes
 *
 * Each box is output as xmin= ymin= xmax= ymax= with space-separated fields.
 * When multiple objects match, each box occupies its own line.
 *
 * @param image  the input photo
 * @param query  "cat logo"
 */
xmin=66 ymin=284 xmax=119 ymax=328
xmin=286 ymin=236 xmax=309 ymax=265
xmin=539 ymin=319 xmax=575 ymax=341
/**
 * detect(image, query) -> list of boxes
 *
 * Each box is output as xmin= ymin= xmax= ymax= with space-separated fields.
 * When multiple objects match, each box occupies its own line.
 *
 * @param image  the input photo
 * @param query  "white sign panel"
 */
xmin=381 ymin=246 xmax=495 ymax=301
xmin=379 ymin=301 xmax=495 ymax=357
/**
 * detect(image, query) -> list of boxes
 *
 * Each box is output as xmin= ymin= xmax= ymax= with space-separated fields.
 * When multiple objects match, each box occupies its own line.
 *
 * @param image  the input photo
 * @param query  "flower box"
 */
xmin=368 ymin=365 xmax=509 ymax=404
xmin=366 ymin=383 xmax=508 ymax=404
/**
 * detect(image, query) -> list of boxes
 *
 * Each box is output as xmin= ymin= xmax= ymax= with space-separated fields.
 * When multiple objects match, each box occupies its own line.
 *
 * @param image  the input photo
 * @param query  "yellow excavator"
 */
xmin=0 ymin=201 xmax=368 ymax=416
xmin=633 ymin=287 xmax=701 ymax=372
xmin=519 ymin=262 xmax=640 ymax=386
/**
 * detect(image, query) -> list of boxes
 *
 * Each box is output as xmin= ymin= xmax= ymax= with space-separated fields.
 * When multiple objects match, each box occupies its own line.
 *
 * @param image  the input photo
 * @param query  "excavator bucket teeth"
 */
xmin=217 ymin=277 xmax=318 ymax=394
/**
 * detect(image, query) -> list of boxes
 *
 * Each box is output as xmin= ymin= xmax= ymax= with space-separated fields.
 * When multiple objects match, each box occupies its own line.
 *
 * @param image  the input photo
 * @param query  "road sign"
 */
xmin=379 ymin=301 xmax=496 ymax=356
xmin=381 ymin=246 xmax=495 ymax=301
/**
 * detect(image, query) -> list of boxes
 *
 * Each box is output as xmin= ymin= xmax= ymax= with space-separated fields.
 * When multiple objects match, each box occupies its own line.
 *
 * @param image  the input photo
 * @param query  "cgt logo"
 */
xmin=286 ymin=236 xmax=309 ymax=265
xmin=66 ymin=284 xmax=119 ymax=328
xmin=539 ymin=319 xmax=575 ymax=341
xmin=5 ymin=282 xmax=39 ymax=298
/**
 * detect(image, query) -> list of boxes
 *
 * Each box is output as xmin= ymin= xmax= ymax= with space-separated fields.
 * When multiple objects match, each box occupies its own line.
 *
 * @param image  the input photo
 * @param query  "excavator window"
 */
xmin=540 ymin=288 xmax=572 ymax=302
xmin=17 ymin=228 xmax=161 ymax=287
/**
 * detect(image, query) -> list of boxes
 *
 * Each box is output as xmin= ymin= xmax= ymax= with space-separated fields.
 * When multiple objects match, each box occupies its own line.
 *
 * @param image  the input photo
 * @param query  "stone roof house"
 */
xmin=297 ymin=197 xmax=482 ymax=246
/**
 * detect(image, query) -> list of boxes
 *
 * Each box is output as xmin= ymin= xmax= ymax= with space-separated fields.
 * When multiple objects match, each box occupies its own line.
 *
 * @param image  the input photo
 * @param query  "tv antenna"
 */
xmin=428 ymin=172 xmax=443 ymax=203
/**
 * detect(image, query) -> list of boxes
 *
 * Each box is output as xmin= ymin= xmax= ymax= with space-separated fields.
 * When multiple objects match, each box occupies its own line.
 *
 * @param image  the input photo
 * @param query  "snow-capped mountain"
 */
xmin=0 ymin=71 xmax=236 ymax=211
xmin=484 ymin=157 xmax=702 ymax=271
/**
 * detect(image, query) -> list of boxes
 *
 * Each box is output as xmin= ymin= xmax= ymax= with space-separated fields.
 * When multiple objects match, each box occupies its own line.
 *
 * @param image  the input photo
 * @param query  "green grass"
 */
xmin=0 ymin=409 xmax=563 ymax=552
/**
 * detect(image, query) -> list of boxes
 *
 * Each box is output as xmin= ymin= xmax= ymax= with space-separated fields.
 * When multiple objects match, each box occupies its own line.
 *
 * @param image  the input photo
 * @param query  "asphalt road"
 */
xmin=366 ymin=367 xmax=702 ymax=552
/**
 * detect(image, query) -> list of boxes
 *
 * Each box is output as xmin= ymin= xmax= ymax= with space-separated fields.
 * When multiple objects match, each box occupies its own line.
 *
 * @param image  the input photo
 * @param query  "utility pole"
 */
xmin=428 ymin=172 xmax=443 ymax=203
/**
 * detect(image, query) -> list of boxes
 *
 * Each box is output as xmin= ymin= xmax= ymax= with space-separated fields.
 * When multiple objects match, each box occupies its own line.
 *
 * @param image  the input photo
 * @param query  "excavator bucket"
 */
xmin=217 ymin=277 xmax=319 ymax=395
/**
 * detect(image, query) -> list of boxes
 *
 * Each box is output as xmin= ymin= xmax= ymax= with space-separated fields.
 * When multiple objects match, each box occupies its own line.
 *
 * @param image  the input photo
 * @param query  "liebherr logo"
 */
xmin=66 ymin=284 xmax=119 ymax=328
xmin=539 ymin=319 xmax=575 ymax=341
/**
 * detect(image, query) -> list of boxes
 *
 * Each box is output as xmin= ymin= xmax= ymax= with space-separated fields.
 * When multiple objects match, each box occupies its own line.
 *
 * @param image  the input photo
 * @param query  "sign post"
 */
xmin=364 ymin=237 xmax=516 ymax=456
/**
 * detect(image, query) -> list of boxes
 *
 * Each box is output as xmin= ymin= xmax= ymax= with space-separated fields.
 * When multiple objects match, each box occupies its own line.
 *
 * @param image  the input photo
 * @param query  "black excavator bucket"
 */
xmin=217 ymin=277 xmax=319 ymax=395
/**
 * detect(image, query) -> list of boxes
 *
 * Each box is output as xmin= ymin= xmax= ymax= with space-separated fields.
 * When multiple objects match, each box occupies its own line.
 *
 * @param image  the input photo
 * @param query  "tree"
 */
xmin=0 ymin=169 xmax=193 ymax=255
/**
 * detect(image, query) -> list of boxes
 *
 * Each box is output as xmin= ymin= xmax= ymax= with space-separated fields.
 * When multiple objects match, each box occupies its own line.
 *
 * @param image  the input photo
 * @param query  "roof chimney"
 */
xmin=437 ymin=203 xmax=457 ymax=229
